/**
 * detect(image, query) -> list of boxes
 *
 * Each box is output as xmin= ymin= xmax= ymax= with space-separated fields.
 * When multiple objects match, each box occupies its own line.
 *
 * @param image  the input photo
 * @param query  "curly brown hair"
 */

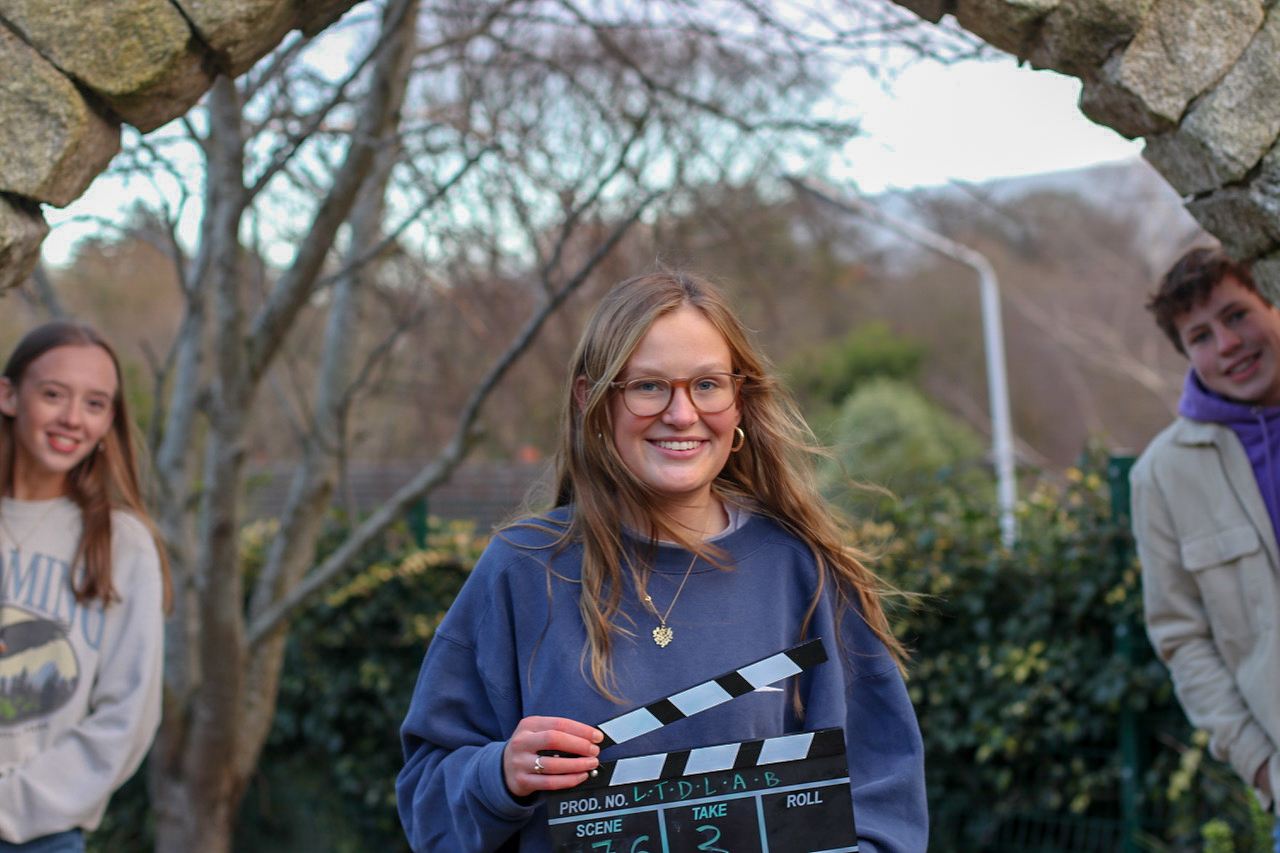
xmin=1148 ymin=246 xmax=1262 ymax=355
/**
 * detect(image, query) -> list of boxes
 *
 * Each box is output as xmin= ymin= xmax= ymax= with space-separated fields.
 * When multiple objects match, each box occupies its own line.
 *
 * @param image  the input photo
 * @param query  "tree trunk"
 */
xmin=146 ymin=3 xmax=419 ymax=850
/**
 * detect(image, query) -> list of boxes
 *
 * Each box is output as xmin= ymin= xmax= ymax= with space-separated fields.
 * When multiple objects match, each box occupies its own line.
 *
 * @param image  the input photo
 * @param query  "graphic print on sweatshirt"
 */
xmin=0 ymin=549 xmax=99 ymax=726
xmin=0 ymin=607 xmax=77 ymax=725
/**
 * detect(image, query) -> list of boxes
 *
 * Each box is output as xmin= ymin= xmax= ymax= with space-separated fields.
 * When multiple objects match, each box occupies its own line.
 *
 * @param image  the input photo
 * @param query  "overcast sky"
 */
xmin=833 ymin=55 xmax=1144 ymax=193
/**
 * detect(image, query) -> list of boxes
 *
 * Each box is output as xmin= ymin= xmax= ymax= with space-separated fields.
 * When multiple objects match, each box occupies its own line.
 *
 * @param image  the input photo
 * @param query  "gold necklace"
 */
xmin=0 ymin=498 xmax=62 ymax=567
xmin=644 ymin=549 xmax=698 ymax=648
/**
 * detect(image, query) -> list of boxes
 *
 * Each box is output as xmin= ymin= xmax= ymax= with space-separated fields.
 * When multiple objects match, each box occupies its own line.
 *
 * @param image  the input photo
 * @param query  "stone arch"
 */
xmin=0 ymin=0 xmax=362 ymax=289
xmin=894 ymin=0 xmax=1280 ymax=293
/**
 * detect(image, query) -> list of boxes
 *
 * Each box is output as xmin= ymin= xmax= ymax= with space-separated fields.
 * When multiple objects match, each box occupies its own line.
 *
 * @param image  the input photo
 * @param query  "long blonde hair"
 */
xmin=535 ymin=269 xmax=904 ymax=698
xmin=1 ymin=320 xmax=172 ymax=611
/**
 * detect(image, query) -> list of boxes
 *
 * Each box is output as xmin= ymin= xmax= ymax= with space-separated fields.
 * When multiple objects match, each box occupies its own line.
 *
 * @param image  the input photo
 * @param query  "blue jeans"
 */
xmin=1273 ymin=816 xmax=1280 ymax=853
xmin=0 ymin=830 xmax=83 ymax=853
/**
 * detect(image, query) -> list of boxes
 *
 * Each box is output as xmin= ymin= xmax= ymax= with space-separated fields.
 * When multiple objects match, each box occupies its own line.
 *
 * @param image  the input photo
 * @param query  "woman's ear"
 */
xmin=573 ymin=375 xmax=588 ymax=412
xmin=0 ymin=377 xmax=16 ymax=418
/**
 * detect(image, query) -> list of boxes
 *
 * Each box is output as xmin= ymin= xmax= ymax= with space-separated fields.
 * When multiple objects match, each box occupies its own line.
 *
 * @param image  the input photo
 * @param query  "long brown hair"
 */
xmin=1 ymin=320 xmax=172 ymax=610
xmin=539 ymin=269 xmax=906 ymax=698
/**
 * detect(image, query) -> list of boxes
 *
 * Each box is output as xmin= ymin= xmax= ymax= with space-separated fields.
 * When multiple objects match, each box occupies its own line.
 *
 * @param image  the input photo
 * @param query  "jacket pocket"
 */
xmin=1181 ymin=524 xmax=1262 ymax=662
xmin=1181 ymin=524 xmax=1261 ymax=570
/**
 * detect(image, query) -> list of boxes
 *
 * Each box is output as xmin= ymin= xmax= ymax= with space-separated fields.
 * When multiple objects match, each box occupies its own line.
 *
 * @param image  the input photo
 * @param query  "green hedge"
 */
xmin=90 ymin=517 xmax=481 ymax=853
xmin=235 ymin=518 xmax=482 ymax=853
xmin=869 ymin=450 xmax=1269 ymax=852
xmin=92 ymin=455 xmax=1274 ymax=852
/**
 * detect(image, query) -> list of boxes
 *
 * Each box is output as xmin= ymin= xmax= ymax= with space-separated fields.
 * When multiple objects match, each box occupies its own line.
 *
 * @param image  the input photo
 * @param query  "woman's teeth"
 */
xmin=655 ymin=440 xmax=700 ymax=451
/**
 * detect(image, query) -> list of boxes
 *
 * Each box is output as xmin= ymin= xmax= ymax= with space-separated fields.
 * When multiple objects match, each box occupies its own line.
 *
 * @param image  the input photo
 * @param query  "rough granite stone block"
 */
xmin=1252 ymin=252 xmax=1280 ymax=304
xmin=1143 ymin=8 xmax=1280 ymax=195
xmin=954 ymin=0 xmax=1062 ymax=56
xmin=1122 ymin=0 xmax=1260 ymax=122
xmin=1028 ymin=0 xmax=1157 ymax=75
xmin=0 ymin=194 xmax=49 ymax=291
xmin=176 ymin=0 xmax=364 ymax=75
xmin=0 ymin=0 xmax=213 ymax=132
xmin=178 ymin=0 xmax=300 ymax=77
xmin=1079 ymin=52 xmax=1170 ymax=139
xmin=0 ymin=24 xmax=120 ymax=206
xmin=294 ymin=0 xmax=366 ymax=36
xmin=890 ymin=0 xmax=953 ymax=23
xmin=1183 ymin=153 xmax=1280 ymax=259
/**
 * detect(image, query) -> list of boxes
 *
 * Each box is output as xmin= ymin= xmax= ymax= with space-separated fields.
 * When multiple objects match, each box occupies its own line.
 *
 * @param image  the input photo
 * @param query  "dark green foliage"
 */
xmin=233 ymin=518 xmax=482 ymax=853
xmin=820 ymin=377 xmax=987 ymax=518
xmin=785 ymin=320 xmax=926 ymax=420
xmin=91 ymin=515 xmax=481 ymax=853
xmin=868 ymin=450 xmax=1267 ymax=852
xmin=87 ymin=769 xmax=151 ymax=853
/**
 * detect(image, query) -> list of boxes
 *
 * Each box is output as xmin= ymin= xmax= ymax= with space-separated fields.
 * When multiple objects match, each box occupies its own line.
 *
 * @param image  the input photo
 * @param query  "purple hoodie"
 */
xmin=1179 ymin=369 xmax=1280 ymax=538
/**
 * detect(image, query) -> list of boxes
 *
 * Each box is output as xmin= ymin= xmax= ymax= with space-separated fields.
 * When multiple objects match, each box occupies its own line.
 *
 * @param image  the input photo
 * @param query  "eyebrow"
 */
xmin=1202 ymin=301 xmax=1248 ymax=326
xmin=34 ymin=378 xmax=116 ymax=399
xmin=1179 ymin=319 xmax=1208 ymax=338
xmin=621 ymin=363 xmax=732 ymax=378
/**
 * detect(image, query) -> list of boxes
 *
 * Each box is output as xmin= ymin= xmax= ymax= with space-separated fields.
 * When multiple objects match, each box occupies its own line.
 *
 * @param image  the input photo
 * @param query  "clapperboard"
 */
xmin=546 ymin=639 xmax=859 ymax=853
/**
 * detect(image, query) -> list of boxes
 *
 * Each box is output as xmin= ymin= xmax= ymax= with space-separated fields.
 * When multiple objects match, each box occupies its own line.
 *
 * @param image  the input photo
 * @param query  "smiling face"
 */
xmin=608 ymin=305 xmax=741 ymax=528
xmin=0 ymin=344 xmax=118 ymax=500
xmin=1175 ymin=274 xmax=1280 ymax=406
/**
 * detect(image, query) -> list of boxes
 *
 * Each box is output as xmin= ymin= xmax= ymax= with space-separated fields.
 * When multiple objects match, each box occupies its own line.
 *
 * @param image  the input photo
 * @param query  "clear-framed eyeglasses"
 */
xmin=609 ymin=372 xmax=746 ymax=417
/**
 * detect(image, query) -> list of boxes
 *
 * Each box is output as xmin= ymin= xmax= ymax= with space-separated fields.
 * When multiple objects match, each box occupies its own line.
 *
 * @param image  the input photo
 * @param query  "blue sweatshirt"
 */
xmin=396 ymin=508 xmax=927 ymax=853
xmin=1178 ymin=370 xmax=1280 ymax=538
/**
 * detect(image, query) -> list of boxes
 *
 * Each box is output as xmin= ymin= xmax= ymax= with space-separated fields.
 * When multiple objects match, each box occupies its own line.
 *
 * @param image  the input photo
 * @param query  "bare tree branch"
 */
xmin=246 ymin=190 xmax=659 ymax=645
xmin=1005 ymin=286 xmax=1180 ymax=412
xmin=246 ymin=0 xmax=417 ymax=384
xmin=26 ymin=262 xmax=67 ymax=318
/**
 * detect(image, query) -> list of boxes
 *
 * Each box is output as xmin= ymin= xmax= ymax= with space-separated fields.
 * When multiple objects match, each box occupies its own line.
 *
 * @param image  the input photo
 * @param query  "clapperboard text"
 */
xmin=545 ymin=640 xmax=859 ymax=853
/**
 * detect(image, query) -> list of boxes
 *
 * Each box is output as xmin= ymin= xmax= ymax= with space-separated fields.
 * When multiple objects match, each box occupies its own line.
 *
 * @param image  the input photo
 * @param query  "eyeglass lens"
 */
xmin=623 ymin=374 xmax=738 ymax=416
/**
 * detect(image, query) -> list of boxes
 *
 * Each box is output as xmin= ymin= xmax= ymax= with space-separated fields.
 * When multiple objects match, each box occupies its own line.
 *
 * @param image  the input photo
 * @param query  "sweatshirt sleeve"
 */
xmin=397 ymin=558 xmax=537 ymax=852
xmin=0 ymin=520 xmax=164 ymax=842
xmin=843 ymin=630 xmax=928 ymax=853
xmin=1131 ymin=463 xmax=1276 ymax=803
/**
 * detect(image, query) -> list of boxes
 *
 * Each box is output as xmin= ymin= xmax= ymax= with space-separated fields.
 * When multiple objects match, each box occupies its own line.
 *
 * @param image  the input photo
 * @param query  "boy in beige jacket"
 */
xmin=1132 ymin=246 xmax=1280 ymax=834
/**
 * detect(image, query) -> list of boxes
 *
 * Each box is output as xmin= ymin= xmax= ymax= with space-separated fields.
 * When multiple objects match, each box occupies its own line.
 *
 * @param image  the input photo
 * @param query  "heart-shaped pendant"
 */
xmin=653 ymin=625 xmax=674 ymax=647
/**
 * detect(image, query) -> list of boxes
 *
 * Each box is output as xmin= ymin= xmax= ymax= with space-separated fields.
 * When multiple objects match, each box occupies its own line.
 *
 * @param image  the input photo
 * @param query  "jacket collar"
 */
xmin=1169 ymin=415 xmax=1280 ymax=569
xmin=1170 ymin=416 xmax=1232 ymax=446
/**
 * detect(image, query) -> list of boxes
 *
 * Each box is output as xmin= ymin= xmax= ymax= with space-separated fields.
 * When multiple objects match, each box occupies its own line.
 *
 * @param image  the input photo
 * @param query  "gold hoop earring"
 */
xmin=730 ymin=426 xmax=745 ymax=453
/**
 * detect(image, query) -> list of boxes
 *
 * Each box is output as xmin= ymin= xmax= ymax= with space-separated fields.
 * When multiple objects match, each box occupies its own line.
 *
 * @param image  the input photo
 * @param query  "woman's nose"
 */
xmin=57 ymin=401 xmax=82 ymax=426
xmin=662 ymin=384 xmax=700 ymax=426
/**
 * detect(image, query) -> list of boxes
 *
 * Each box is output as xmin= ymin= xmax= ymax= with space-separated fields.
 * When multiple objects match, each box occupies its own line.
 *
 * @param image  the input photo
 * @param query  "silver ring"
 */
xmin=533 ymin=756 xmax=545 ymax=774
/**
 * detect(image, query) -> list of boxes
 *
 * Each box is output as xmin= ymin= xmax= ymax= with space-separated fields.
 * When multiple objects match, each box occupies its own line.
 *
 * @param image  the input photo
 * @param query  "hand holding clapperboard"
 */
xmin=544 ymin=639 xmax=859 ymax=853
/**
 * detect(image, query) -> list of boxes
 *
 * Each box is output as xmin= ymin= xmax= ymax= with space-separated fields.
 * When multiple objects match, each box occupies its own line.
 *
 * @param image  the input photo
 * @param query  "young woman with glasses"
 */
xmin=398 ymin=270 xmax=925 ymax=852
xmin=0 ymin=321 xmax=170 ymax=852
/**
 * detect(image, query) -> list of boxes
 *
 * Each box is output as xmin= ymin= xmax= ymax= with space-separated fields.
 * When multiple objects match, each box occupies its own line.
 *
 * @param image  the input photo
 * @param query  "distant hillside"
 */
xmin=832 ymin=157 xmax=1201 ymax=468
xmin=865 ymin=158 xmax=1199 ymax=276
